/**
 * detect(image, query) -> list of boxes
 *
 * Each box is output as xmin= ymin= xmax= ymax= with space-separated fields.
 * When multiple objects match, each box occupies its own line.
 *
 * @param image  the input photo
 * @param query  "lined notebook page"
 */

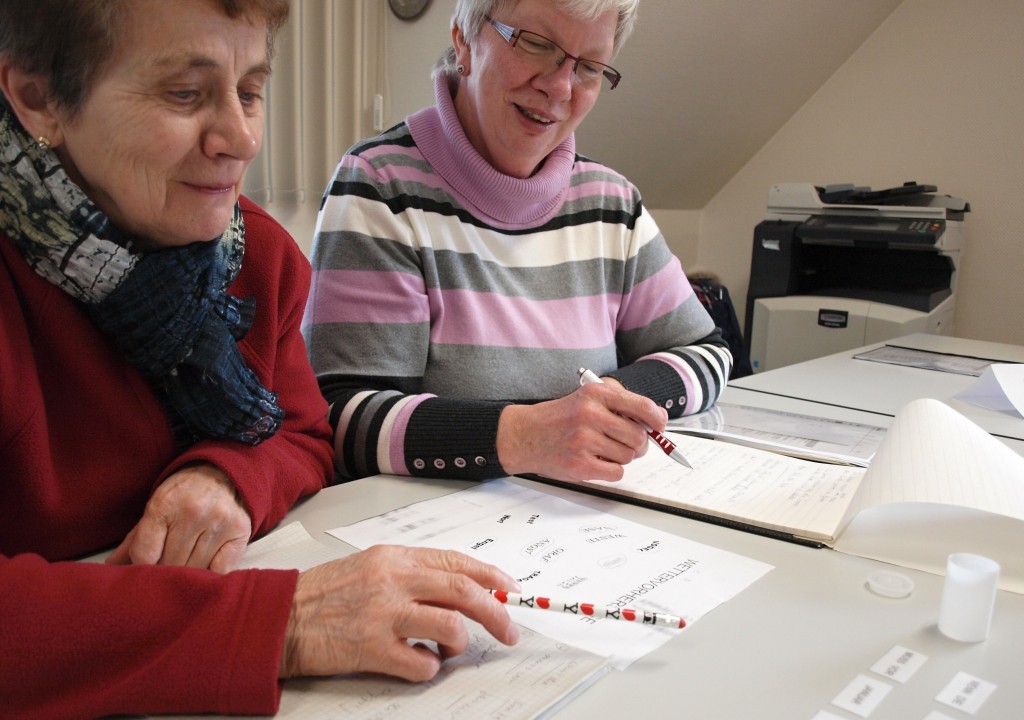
xmin=852 ymin=398 xmax=1024 ymax=517
xmin=835 ymin=398 xmax=1024 ymax=593
xmin=587 ymin=438 xmax=865 ymax=541
xmin=230 ymin=523 xmax=610 ymax=720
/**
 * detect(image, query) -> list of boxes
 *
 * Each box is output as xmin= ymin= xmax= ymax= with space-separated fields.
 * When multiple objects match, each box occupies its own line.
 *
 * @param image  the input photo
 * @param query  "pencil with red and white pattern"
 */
xmin=489 ymin=589 xmax=686 ymax=629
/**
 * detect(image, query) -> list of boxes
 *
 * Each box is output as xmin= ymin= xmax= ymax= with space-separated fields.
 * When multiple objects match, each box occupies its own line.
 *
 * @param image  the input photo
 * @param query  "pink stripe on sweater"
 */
xmin=616 ymin=261 xmax=692 ymax=331
xmin=382 ymin=394 xmax=432 ymax=475
xmin=564 ymin=178 xmax=635 ymax=203
xmin=427 ymin=288 xmax=618 ymax=349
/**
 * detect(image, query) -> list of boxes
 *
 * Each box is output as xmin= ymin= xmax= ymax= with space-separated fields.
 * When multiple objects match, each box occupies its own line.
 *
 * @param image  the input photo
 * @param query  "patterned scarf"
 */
xmin=0 ymin=96 xmax=283 ymax=446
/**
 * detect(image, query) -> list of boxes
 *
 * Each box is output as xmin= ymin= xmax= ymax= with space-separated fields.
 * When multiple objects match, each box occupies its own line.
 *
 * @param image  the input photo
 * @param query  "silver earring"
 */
xmin=35 ymin=136 xmax=52 ymax=150
xmin=456 ymin=64 xmax=466 ymax=75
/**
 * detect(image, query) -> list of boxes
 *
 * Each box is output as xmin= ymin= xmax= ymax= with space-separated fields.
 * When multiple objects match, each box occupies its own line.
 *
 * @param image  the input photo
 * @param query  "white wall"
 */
xmin=385 ymin=1 xmax=454 ymax=125
xmin=697 ymin=0 xmax=1024 ymax=345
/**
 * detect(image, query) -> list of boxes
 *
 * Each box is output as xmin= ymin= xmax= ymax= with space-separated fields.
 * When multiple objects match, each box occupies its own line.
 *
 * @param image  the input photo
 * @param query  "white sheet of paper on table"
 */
xmin=328 ymin=479 xmax=773 ymax=669
xmin=954 ymin=363 xmax=1024 ymax=417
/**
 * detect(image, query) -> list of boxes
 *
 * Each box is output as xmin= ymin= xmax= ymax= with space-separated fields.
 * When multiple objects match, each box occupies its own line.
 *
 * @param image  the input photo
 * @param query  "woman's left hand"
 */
xmin=105 ymin=464 xmax=252 ymax=573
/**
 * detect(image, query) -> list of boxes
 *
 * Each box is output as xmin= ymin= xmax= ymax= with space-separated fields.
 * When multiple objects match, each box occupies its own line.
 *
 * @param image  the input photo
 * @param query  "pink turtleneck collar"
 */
xmin=405 ymin=74 xmax=576 ymax=228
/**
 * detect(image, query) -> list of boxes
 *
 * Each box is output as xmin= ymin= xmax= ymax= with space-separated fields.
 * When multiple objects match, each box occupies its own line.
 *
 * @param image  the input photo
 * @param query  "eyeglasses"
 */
xmin=486 ymin=17 xmax=622 ymax=91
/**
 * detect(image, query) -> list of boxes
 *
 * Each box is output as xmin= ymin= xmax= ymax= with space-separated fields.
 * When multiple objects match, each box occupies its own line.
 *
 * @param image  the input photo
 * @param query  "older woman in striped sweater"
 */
xmin=304 ymin=0 xmax=732 ymax=485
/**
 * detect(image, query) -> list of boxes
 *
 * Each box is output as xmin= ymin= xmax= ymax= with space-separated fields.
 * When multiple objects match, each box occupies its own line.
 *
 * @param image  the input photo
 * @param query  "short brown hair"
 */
xmin=0 ymin=0 xmax=290 ymax=116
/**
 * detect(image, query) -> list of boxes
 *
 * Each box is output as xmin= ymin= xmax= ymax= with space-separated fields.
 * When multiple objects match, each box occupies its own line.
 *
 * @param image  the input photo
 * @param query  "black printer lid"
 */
xmin=817 ymin=182 xmax=971 ymax=213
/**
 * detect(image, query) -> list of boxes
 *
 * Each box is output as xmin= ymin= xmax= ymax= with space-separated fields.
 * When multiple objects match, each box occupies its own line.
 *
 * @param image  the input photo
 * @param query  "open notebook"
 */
xmin=540 ymin=398 xmax=1024 ymax=593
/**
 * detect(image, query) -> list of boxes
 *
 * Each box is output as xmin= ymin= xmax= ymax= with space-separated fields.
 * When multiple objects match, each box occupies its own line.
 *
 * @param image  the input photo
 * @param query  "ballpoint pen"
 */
xmin=577 ymin=367 xmax=693 ymax=469
xmin=490 ymin=589 xmax=686 ymax=629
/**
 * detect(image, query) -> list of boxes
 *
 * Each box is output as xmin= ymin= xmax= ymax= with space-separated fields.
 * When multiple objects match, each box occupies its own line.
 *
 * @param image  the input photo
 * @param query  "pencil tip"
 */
xmin=673 ymin=452 xmax=693 ymax=469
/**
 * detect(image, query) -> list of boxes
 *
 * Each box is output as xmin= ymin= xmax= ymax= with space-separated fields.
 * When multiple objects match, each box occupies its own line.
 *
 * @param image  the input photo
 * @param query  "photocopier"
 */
xmin=744 ymin=182 xmax=969 ymax=373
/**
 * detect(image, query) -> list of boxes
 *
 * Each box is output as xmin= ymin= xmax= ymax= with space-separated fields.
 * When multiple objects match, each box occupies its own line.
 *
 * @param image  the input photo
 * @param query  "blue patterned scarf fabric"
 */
xmin=0 ymin=96 xmax=283 ymax=445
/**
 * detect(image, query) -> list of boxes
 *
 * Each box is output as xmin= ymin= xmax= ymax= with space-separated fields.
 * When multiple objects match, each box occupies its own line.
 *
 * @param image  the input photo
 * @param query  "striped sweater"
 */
xmin=303 ymin=75 xmax=732 ymax=481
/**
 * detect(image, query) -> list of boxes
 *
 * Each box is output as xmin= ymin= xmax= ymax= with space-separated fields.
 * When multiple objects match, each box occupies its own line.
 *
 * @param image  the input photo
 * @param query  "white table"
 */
xmin=283 ymin=464 xmax=1024 ymax=719
xmin=272 ymin=337 xmax=1024 ymax=719
xmin=732 ymin=333 xmax=1024 ymax=443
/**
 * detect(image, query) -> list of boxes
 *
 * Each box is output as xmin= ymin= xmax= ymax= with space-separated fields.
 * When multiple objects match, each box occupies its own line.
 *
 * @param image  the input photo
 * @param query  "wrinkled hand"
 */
xmin=497 ymin=379 xmax=668 ymax=483
xmin=105 ymin=463 xmax=252 ymax=573
xmin=280 ymin=546 xmax=521 ymax=681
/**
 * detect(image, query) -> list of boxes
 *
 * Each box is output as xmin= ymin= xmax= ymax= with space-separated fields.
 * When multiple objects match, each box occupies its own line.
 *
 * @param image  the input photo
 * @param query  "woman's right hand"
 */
xmin=496 ymin=380 xmax=666 ymax=483
xmin=280 ymin=546 xmax=520 ymax=681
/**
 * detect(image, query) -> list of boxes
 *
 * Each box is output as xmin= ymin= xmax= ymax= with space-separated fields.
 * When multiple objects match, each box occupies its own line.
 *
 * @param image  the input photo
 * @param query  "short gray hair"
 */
xmin=434 ymin=0 xmax=639 ymax=81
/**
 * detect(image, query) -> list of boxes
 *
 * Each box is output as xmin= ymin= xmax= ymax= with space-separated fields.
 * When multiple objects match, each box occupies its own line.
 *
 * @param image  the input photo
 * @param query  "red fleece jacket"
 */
xmin=0 ymin=197 xmax=333 ymax=718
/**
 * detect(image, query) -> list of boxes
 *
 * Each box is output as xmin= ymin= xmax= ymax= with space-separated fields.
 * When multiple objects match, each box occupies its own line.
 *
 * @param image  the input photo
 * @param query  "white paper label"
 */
xmin=935 ymin=672 xmax=996 ymax=715
xmin=869 ymin=645 xmax=928 ymax=683
xmin=831 ymin=674 xmax=893 ymax=717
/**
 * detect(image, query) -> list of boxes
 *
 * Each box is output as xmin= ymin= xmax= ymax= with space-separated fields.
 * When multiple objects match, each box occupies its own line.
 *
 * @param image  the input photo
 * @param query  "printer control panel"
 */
xmin=800 ymin=215 xmax=944 ymax=246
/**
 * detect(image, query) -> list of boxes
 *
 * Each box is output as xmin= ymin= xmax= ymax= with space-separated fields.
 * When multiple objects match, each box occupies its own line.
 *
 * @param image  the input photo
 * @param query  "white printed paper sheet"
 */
xmin=329 ymin=479 xmax=773 ymax=669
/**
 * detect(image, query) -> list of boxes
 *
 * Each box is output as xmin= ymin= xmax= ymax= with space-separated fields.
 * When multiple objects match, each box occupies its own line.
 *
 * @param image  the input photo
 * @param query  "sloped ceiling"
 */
xmin=574 ymin=0 xmax=905 ymax=209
